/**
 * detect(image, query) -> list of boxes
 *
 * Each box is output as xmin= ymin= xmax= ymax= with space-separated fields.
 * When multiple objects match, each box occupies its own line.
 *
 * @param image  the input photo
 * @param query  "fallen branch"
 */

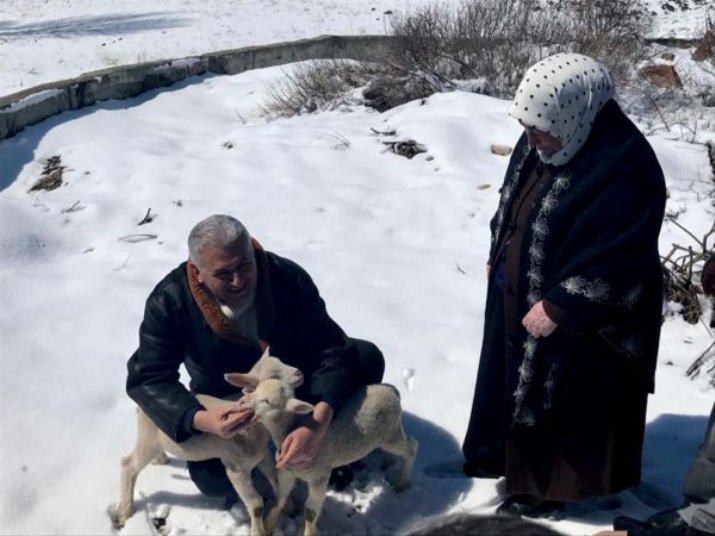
xmin=382 ymin=139 xmax=427 ymax=159
xmin=61 ymin=200 xmax=83 ymax=213
xmin=138 ymin=208 xmax=155 ymax=225
xmin=118 ymin=234 xmax=157 ymax=243
xmin=686 ymin=340 xmax=715 ymax=386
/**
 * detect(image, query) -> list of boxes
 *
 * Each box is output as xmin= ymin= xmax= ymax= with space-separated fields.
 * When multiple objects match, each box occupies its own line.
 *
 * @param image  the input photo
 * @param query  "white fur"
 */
xmin=241 ymin=379 xmax=418 ymax=536
xmin=113 ymin=348 xmax=302 ymax=536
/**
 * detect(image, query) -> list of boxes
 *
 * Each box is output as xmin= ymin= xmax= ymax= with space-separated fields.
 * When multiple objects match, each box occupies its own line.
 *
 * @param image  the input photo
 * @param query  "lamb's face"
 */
xmin=240 ymin=378 xmax=292 ymax=421
xmin=225 ymin=351 xmax=305 ymax=394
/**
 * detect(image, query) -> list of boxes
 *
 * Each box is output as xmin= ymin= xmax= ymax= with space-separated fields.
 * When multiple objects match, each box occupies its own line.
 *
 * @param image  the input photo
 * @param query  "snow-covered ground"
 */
xmin=0 ymin=1 xmax=713 ymax=535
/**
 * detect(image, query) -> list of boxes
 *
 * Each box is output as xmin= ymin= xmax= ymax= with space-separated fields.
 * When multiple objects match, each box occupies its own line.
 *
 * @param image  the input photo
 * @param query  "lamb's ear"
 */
xmin=259 ymin=346 xmax=270 ymax=360
xmin=286 ymin=398 xmax=314 ymax=415
xmin=224 ymin=373 xmax=259 ymax=392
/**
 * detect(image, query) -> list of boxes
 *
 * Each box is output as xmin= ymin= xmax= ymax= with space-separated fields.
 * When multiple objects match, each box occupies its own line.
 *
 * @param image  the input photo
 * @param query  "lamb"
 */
xmin=238 ymin=378 xmax=418 ymax=536
xmin=112 ymin=349 xmax=303 ymax=536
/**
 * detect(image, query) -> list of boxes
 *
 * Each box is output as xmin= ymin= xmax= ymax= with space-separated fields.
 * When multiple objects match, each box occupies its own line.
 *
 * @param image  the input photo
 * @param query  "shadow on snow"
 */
xmin=122 ymin=411 xmax=472 ymax=535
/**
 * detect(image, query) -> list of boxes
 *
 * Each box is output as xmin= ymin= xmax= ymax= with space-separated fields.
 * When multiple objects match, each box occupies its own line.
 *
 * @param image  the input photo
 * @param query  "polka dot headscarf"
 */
xmin=508 ymin=53 xmax=615 ymax=166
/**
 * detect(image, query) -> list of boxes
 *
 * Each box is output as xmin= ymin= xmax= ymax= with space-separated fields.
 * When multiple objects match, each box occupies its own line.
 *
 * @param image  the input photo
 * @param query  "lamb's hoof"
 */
xmin=107 ymin=503 xmax=128 ymax=530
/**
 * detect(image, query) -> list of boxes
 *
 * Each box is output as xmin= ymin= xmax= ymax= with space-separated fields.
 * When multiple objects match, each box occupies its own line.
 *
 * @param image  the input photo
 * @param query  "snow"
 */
xmin=0 ymin=1 xmax=713 ymax=536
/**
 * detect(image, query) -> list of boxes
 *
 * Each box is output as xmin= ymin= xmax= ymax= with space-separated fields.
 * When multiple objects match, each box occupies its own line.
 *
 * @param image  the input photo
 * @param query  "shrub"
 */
xmin=548 ymin=0 xmax=653 ymax=83
xmin=260 ymin=60 xmax=382 ymax=118
xmin=386 ymin=0 xmax=653 ymax=96
xmin=260 ymin=0 xmax=654 ymax=117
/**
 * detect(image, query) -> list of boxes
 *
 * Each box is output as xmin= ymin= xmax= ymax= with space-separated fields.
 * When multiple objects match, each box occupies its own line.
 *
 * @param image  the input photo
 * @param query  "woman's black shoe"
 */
xmin=496 ymin=495 xmax=564 ymax=518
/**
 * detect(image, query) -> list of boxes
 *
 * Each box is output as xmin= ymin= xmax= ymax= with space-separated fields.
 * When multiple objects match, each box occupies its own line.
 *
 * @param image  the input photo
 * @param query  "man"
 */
xmin=126 ymin=214 xmax=384 ymax=502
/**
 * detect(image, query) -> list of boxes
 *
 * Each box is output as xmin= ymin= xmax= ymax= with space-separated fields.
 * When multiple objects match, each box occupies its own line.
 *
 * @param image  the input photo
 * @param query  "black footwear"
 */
xmin=647 ymin=508 xmax=689 ymax=530
xmin=613 ymin=511 xmax=693 ymax=535
xmin=496 ymin=495 xmax=564 ymax=518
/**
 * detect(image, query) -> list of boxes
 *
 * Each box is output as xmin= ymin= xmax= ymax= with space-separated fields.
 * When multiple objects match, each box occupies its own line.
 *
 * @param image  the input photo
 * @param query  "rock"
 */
xmin=490 ymin=144 xmax=512 ymax=156
xmin=692 ymin=30 xmax=715 ymax=62
xmin=660 ymin=52 xmax=675 ymax=61
xmin=29 ymin=169 xmax=63 ymax=192
xmin=639 ymin=64 xmax=683 ymax=88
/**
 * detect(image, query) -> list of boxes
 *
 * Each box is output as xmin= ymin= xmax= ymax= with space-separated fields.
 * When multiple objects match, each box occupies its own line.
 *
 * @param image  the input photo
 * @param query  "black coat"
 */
xmin=464 ymin=100 xmax=667 ymax=500
xmin=492 ymin=99 xmax=666 ymax=425
xmin=127 ymin=251 xmax=358 ymax=442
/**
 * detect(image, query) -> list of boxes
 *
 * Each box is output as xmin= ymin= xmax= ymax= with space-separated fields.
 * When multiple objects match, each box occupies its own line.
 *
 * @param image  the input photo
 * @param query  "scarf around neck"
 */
xmin=187 ymin=238 xmax=273 ymax=349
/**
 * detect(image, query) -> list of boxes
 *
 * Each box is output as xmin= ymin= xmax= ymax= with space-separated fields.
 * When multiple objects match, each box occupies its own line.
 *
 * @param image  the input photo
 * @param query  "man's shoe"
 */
xmin=328 ymin=465 xmax=355 ymax=491
xmin=496 ymin=494 xmax=564 ymax=518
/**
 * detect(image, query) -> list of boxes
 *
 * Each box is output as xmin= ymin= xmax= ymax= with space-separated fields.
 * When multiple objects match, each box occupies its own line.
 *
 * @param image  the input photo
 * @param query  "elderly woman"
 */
xmin=462 ymin=53 xmax=667 ymax=516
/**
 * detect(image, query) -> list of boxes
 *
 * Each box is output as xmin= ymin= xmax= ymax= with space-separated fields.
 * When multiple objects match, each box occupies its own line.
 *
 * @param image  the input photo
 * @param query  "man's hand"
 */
xmin=276 ymin=402 xmax=333 ymax=470
xmin=522 ymin=300 xmax=557 ymax=338
xmin=193 ymin=405 xmax=254 ymax=438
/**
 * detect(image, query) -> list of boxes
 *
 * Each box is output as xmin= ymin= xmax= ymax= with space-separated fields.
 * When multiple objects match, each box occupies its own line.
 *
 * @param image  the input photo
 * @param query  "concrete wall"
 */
xmin=0 ymin=35 xmax=391 ymax=141
xmin=0 ymin=33 xmax=699 ymax=141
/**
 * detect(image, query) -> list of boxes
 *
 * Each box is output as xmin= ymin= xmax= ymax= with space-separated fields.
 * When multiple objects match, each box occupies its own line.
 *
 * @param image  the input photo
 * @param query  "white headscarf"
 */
xmin=508 ymin=53 xmax=615 ymax=166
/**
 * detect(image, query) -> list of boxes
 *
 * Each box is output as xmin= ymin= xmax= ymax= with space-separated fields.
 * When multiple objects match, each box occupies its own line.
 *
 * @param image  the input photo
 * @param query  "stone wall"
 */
xmin=0 ymin=35 xmax=391 ymax=141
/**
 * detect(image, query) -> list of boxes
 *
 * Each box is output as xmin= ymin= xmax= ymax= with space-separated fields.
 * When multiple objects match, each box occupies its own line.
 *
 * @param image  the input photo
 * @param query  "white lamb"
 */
xmin=238 ymin=378 xmax=418 ymax=536
xmin=112 ymin=349 xmax=303 ymax=536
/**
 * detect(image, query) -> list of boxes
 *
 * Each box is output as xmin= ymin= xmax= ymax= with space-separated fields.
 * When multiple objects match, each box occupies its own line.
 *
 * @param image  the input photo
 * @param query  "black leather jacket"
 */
xmin=126 ymin=250 xmax=358 ymax=442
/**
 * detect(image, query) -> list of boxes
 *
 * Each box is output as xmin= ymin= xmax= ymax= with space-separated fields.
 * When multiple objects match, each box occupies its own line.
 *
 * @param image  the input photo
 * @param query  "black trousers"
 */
xmin=188 ymin=338 xmax=385 ymax=498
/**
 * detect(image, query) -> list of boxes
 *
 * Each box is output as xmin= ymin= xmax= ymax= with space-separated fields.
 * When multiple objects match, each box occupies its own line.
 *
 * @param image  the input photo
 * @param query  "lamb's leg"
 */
xmin=382 ymin=426 xmax=418 ymax=491
xmin=152 ymin=451 xmax=169 ymax=465
xmin=265 ymin=469 xmax=296 ymax=533
xmin=225 ymin=466 xmax=266 ymax=536
xmin=114 ymin=415 xmax=164 ymax=527
xmin=257 ymin=454 xmax=278 ymax=494
xmin=302 ymin=475 xmax=329 ymax=536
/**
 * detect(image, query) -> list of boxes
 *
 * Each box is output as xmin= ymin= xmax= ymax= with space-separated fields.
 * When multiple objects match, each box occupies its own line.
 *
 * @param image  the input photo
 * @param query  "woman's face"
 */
xmin=525 ymin=126 xmax=562 ymax=156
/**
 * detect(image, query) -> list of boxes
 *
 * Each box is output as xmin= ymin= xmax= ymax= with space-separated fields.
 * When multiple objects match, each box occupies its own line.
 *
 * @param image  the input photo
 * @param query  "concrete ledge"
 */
xmin=0 ymin=33 xmax=695 ymax=141
xmin=0 ymin=34 xmax=391 ymax=141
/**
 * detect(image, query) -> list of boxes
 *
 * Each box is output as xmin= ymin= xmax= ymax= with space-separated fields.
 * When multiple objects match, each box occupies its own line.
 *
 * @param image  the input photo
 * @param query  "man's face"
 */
xmin=195 ymin=237 xmax=257 ymax=311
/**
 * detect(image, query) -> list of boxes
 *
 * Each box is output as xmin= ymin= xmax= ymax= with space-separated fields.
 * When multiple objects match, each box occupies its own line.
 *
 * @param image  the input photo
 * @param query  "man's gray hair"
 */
xmin=188 ymin=215 xmax=249 ymax=266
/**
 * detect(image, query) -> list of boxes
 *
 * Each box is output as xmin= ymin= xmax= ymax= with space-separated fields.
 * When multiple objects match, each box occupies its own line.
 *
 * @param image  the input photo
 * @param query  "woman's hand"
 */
xmin=522 ymin=300 xmax=557 ymax=338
